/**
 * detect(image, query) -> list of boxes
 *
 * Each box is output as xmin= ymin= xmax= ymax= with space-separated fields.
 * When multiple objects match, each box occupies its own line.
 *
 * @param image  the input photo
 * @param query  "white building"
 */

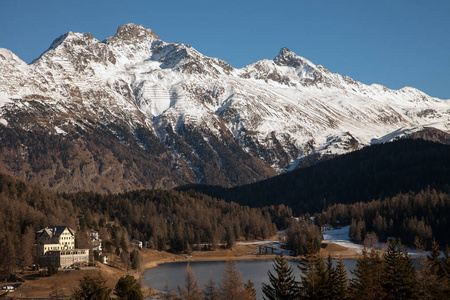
xmin=88 ymin=229 xmax=99 ymax=241
xmin=88 ymin=229 xmax=102 ymax=252
xmin=37 ymin=226 xmax=89 ymax=268
xmin=37 ymin=226 xmax=76 ymax=255
xmin=131 ymin=239 xmax=143 ymax=249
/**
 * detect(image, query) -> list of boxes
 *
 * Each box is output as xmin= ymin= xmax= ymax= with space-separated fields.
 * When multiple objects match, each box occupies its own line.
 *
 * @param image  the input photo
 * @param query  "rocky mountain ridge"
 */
xmin=0 ymin=24 xmax=449 ymax=192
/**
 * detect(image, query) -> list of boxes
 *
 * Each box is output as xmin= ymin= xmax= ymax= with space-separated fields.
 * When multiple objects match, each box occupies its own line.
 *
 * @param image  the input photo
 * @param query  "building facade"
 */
xmin=37 ymin=226 xmax=89 ymax=268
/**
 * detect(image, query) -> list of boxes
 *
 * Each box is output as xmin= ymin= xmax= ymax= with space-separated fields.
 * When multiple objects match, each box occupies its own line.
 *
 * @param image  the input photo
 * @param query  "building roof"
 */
xmin=37 ymin=226 xmax=75 ymax=238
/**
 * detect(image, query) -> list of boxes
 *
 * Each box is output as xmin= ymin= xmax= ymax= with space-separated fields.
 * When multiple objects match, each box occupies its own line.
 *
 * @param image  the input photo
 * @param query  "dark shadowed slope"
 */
xmin=179 ymin=139 xmax=450 ymax=215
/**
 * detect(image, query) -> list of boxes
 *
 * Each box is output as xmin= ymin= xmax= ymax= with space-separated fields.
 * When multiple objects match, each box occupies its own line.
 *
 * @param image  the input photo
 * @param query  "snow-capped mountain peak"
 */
xmin=48 ymin=31 xmax=95 ymax=50
xmin=0 ymin=48 xmax=27 ymax=70
xmin=274 ymin=47 xmax=315 ymax=69
xmin=0 ymin=24 xmax=448 ymax=192
xmin=112 ymin=23 xmax=159 ymax=41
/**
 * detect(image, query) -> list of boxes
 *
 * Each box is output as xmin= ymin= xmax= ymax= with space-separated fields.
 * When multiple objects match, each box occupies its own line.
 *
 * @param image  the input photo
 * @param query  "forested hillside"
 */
xmin=181 ymin=139 xmax=450 ymax=215
xmin=0 ymin=173 xmax=286 ymax=273
xmin=62 ymin=189 xmax=283 ymax=253
xmin=315 ymin=188 xmax=450 ymax=249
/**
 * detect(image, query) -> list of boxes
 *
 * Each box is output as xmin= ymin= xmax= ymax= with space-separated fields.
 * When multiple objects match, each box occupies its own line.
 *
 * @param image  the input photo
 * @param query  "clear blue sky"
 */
xmin=1 ymin=0 xmax=449 ymax=99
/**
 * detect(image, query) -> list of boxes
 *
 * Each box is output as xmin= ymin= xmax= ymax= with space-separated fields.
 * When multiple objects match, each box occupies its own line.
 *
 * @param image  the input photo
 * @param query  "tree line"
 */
xmin=78 ymin=238 xmax=450 ymax=300
xmin=285 ymin=218 xmax=322 ymax=256
xmin=63 ymin=189 xmax=281 ymax=253
xmin=72 ymin=273 xmax=143 ymax=300
xmin=314 ymin=188 xmax=450 ymax=249
xmin=181 ymin=139 xmax=450 ymax=215
xmin=262 ymin=238 xmax=450 ymax=300
xmin=0 ymin=173 xmax=285 ymax=275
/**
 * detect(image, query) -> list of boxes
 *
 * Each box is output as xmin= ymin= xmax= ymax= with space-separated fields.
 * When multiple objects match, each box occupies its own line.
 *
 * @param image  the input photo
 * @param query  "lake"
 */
xmin=143 ymin=259 xmax=357 ymax=299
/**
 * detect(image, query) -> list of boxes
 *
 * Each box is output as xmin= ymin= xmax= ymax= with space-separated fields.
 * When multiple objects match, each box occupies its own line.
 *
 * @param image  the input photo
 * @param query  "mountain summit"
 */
xmin=0 ymin=24 xmax=448 ymax=192
xmin=274 ymin=47 xmax=312 ymax=68
xmin=113 ymin=23 xmax=159 ymax=41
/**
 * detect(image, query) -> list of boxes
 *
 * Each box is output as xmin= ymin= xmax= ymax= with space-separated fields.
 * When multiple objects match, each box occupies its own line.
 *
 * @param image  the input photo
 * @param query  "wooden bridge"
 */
xmin=258 ymin=243 xmax=285 ymax=255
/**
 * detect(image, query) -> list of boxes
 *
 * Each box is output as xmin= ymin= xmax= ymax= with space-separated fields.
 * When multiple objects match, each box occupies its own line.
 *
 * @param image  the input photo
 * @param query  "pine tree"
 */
xmin=219 ymin=261 xmax=247 ymax=300
xmin=418 ymin=241 xmax=450 ymax=297
xmin=204 ymin=273 xmax=220 ymax=300
xmin=244 ymin=279 xmax=257 ymax=300
xmin=72 ymin=272 xmax=112 ymax=300
xmin=298 ymin=240 xmax=332 ymax=299
xmin=0 ymin=232 xmax=18 ymax=275
xmin=114 ymin=275 xmax=143 ymax=300
xmin=324 ymin=255 xmax=335 ymax=298
xmin=332 ymin=258 xmax=348 ymax=300
xmin=178 ymin=263 xmax=203 ymax=300
xmin=381 ymin=239 xmax=418 ymax=300
xmin=415 ymin=239 xmax=443 ymax=298
xmin=440 ymin=245 xmax=450 ymax=280
xmin=19 ymin=225 xmax=34 ymax=272
xmin=349 ymin=248 xmax=385 ymax=300
xmin=161 ymin=281 xmax=180 ymax=300
xmin=262 ymin=252 xmax=298 ymax=299
xmin=427 ymin=239 xmax=441 ymax=274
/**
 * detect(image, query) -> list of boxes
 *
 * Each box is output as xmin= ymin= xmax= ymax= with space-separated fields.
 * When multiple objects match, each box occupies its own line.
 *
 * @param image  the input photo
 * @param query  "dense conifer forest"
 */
xmin=314 ymin=188 xmax=450 ymax=249
xmin=2 ymin=137 xmax=450 ymax=297
xmin=62 ymin=189 xmax=283 ymax=253
xmin=180 ymin=139 xmax=450 ymax=215
xmin=0 ymin=173 xmax=286 ymax=273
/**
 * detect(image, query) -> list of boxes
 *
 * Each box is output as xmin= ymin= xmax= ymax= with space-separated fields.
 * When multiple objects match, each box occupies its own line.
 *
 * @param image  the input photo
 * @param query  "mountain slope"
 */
xmin=0 ymin=24 xmax=449 ymax=192
xmin=179 ymin=139 xmax=450 ymax=215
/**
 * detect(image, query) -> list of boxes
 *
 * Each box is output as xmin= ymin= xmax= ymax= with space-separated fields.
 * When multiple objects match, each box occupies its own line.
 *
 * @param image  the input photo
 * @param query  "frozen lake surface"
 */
xmin=322 ymin=225 xmax=425 ymax=257
xmin=322 ymin=225 xmax=364 ymax=254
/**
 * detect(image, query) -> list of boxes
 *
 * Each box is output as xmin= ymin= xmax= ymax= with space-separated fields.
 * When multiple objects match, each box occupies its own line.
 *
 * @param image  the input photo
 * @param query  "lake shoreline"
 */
xmin=141 ymin=247 xmax=361 ymax=299
xmin=10 ymin=239 xmax=359 ymax=298
xmin=139 ymin=240 xmax=360 ymax=273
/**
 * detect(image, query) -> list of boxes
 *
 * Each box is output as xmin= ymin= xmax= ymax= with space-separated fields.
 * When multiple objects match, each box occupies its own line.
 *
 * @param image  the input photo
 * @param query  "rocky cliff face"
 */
xmin=0 ymin=24 xmax=449 ymax=192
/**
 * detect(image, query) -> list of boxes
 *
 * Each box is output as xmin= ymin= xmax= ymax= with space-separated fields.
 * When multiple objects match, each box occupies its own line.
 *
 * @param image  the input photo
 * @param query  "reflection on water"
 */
xmin=143 ymin=259 xmax=357 ymax=300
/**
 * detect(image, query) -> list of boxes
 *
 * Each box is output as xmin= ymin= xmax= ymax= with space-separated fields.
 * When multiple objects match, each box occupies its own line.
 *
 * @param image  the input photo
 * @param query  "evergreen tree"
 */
xmin=298 ymin=241 xmax=332 ymax=299
xmin=415 ymin=240 xmax=450 ymax=298
xmin=161 ymin=281 xmax=180 ymax=300
xmin=332 ymin=258 xmax=348 ymax=300
xmin=178 ymin=264 xmax=203 ymax=300
xmin=19 ymin=225 xmax=34 ymax=272
xmin=382 ymin=240 xmax=418 ymax=300
xmin=349 ymin=248 xmax=385 ymax=300
xmin=324 ymin=255 xmax=335 ymax=297
xmin=130 ymin=249 xmax=142 ymax=270
xmin=440 ymin=245 xmax=450 ymax=280
xmin=120 ymin=251 xmax=131 ymax=270
xmin=286 ymin=220 xmax=321 ymax=256
xmin=427 ymin=239 xmax=441 ymax=274
xmin=114 ymin=275 xmax=143 ymax=300
xmin=219 ymin=261 xmax=247 ymax=300
xmin=416 ymin=243 xmax=447 ymax=299
xmin=72 ymin=272 xmax=112 ymax=300
xmin=262 ymin=252 xmax=298 ymax=299
xmin=204 ymin=273 xmax=220 ymax=300
xmin=244 ymin=279 xmax=257 ymax=300
xmin=0 ymin=232 xmax=18 ymax=275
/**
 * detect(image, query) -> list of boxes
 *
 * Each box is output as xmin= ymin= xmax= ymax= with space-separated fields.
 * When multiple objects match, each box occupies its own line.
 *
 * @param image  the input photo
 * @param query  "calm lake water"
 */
xmin=143 ymin=259 xmax=357 ymax=300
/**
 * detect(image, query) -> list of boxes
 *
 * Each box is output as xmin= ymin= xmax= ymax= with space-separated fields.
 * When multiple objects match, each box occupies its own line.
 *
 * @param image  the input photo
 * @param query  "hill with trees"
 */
xmin=0 ymin=173 xmax=285 ymax=275
xmin=180 ymin=139 xmax=450 ymax=215
xmin=314 ymin=188 xmax=450 ymax=249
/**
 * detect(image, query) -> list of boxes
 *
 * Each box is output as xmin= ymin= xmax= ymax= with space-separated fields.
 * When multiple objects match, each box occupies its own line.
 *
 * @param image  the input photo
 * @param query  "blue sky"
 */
xmin=1 ymin=0 xmax=449 ymax=99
